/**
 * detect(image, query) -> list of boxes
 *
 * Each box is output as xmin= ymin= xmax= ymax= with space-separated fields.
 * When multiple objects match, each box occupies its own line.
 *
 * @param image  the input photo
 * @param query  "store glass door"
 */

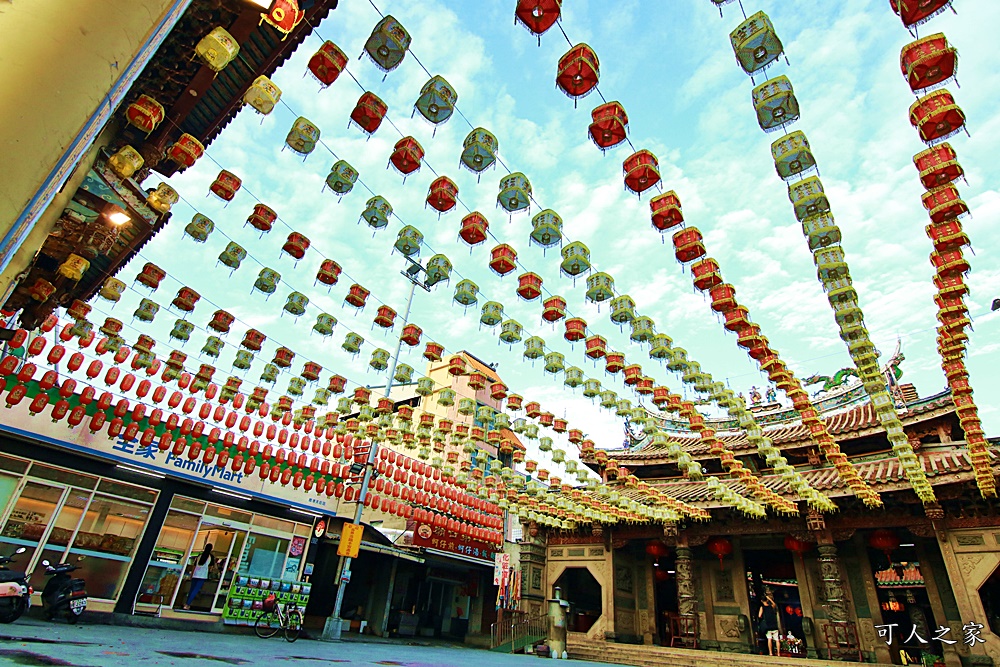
xmin=175 ymin=520 xmax=247 ymax=613
xmin=0 ymin=480 xmax=80 ymax=590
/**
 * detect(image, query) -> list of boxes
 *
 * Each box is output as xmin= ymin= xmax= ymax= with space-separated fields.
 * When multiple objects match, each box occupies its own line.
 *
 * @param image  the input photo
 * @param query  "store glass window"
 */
xmin=239 ymin=533 xmax=290 ymax=579
xmin=137 ymin=510 xmax=200 ymax=609
xmin=68 ymin=494 xmax=151 ymax=600
xmin=0 ymin=454 xmax=30 ymax=476
xmin=31 ymin=489 xmax=92 ymax=594
xmin=29 ymin=465 xmax=97 ymax=489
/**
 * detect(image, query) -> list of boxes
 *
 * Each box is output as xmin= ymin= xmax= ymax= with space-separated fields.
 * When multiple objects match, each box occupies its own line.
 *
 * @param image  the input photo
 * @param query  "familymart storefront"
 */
xmin=0 ymin=414 xmax=327 ymax=620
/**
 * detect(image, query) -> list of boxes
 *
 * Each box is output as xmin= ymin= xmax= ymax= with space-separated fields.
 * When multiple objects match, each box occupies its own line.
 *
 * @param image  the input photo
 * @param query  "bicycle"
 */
xmin=254 ymin=593 xmax=302 ymax=642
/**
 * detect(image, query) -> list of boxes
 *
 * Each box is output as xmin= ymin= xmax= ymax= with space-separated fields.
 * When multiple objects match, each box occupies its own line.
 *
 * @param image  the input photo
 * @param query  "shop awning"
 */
xmin=340 ymin=539 xmax=425 ymax=563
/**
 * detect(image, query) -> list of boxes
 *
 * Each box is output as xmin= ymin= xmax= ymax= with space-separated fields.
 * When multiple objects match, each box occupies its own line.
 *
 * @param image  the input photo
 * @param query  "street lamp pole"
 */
xmin=324 ymin=257 xmax=429 ymax=640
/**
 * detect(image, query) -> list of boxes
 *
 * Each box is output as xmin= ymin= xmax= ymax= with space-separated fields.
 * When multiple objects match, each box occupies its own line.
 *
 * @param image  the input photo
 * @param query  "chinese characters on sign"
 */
xmin=409 ymin=521 xmax=495 ymax=562
xmin=874 ymin=622 xmax=986 ymax=647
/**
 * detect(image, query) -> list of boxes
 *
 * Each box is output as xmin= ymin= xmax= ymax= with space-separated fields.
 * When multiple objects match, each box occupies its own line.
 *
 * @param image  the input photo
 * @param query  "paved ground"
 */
xmin=0 ymin=618 xmax=615 ymax=667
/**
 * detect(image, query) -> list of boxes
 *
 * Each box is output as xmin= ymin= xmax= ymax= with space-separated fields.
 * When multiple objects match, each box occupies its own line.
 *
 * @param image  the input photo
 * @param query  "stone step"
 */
xmin=567 ymin=641 xmax=896 ymax=667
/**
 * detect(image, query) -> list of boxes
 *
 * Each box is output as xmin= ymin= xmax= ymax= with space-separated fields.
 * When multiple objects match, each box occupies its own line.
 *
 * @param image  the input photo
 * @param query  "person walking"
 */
xmin=183 ymin=543 xmax=214 ymax=610
xmin=758 ymin=588 xmax=781 ymax=656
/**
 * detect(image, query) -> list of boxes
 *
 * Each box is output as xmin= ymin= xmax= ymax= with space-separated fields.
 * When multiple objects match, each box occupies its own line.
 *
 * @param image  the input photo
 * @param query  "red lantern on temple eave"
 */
xmin=514 ymin=0 xmax=562 ymax=38
xmin=126 ymin=94 xmax=165 ymax=134
xmin=709 ymin=283 xmax=738 ymax=313
xmin=489 ymin=244 xmax=517 ymax=276
xmin=900 ymin=33 xmax=958 ymax=93
xmin=605 ymin=351 xmax=625 ymax=374
xmin=672 ymin=227 xmax=706 ymax=263
xmin=542 ymin=295 xmax=567 ymax=322
xmin=723 ymin=306 xmax=750 ymax=333
xmin=889 ymin=0 xmax=956 ymax=30
xmin=868 ymin=528 xmax=900 ymax=561
xmin=374 ymin=305 xmax=397 ymax=329
xmin=623 ymin=149 xmax=661 ymax=196
xmin=588 ymin=101 xmax=628 ymax=151
xmin=345 ymin=284 xmax=370 ymax=309
xmin=706 ymin=536 xmax=733 ymax=570
xmin=282 ymin=232 xmax=311 ymax=261
xmin=349 ymin=91 xmax=387 ymax=135
xmin=645 ymin=540 xmax=669 ymax=559
xmin=921 ymin=184 xmax=968 ymax=223
xmin=423 ymin=341 xmax=444 ymax=362
xmin=909 ymin=90 xmax=966 ymax=145
xmin=556 ymin=43 xmax=600 ymax=102
xmin=784 ymin=534 xmax=814 ymax=563
xmin=307 ymin=40 xmax=348 ymax=87
xmin=584 ymin=335 xmax=607 ymax=360
xmin=389 ymin=136 xmax=424 ymax=177
xmin=167 ymin=134 xmax=203 ymax=170
xmin=426 ymin=176 xmax=458 ymax=214
xmin=913 ymin=143 xmax=963 ymax=190
xmin=564 ymin=317 xmax=587 ymax=343
xmin=650 ymin=191 xmax=683 ymax=232
xmin=458 ymin=212 xmax=489 ymax=247
xmin=516 ymin=272 xmax=543 ymax=301
xmin=247 ymin=204 xmax=277 ymax=234
xmin=209 ymin=170 xmax=242 ymax=202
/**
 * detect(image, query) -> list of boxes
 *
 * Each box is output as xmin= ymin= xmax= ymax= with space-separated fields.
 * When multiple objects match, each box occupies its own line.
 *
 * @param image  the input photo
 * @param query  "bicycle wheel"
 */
xmin=284 ymin=608 xmax=303 ymax=643
xmin=255 ymin=611 xmax=280 ymax=638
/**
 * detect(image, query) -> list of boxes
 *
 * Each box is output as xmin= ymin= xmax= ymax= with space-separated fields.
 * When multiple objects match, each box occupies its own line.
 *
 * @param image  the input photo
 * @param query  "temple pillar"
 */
xmin=817 ymin=543 xmax=850 ymax=623
xmin=676 ymin=546 xmax=697 ymax=620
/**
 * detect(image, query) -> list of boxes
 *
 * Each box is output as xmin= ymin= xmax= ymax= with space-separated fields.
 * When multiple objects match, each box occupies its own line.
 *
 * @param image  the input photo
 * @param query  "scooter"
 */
xmin=0 ymin=547 xmax=30 ymax=623
xmin=40 ymin=560 xmax=87 ymax=623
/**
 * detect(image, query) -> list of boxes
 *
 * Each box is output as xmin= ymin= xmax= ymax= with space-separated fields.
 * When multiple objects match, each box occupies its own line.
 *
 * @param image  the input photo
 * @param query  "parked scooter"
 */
xmin=0 ymin=547 xmax=30 ymax=623
xmin=40 ymin=560 xmax=87 ymax=623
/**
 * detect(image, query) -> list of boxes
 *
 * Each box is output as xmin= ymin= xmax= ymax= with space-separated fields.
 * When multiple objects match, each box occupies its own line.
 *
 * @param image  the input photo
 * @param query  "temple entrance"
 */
xmin=652 ymin=554 xmax=678 ymax=646
xmin=553 ymin=567 xmax=602 ymax=633
xmin=744 ymin=548 xmax=807 ymax=657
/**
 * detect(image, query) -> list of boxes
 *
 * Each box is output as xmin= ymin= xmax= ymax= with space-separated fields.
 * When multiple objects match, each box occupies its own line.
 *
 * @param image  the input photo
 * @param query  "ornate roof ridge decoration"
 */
xmin=617 ymin=390 xmax=958 ymax=462
xmin=633 ymin=444 xmax=986 ymax=508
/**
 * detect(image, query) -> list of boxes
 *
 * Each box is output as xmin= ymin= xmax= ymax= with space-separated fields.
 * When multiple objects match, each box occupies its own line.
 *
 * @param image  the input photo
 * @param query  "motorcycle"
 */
xmin=0 ymin=547 xmax=30 ymax=623
xmin=40 ymin=560 xmax=87 ymax=623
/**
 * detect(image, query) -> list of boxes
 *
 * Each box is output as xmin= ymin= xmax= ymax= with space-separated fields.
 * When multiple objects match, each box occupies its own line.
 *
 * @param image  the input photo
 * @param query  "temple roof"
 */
xmin=628 ymin=444 xmax=988 ymax=508
xmin=611 ymin=389 xmax=956 ymax=465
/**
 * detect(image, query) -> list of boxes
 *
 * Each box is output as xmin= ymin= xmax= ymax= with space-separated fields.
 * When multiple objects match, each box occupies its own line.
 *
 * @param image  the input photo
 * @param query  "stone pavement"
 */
xmin=0 ymin=618 xmax=621 ymax=667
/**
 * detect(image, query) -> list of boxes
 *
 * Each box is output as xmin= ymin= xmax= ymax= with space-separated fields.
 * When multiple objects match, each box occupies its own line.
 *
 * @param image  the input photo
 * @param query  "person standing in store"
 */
xmin=758 ymin=588 xmax=781 ymax=656
xmin=183 ymin=543 xmax=215 ymax=610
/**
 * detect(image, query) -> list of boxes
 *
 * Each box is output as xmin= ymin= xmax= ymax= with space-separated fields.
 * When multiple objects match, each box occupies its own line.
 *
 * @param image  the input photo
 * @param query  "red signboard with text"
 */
xmin=409 ymin=520 xmax=495 ymax=563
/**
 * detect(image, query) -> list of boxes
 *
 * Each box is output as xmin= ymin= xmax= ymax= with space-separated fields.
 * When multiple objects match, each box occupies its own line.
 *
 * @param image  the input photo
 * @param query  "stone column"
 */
xmin=676 ymin=547 xmax=697 ymax=619
xmin=818 ymin=544 xmax=850 ymax=623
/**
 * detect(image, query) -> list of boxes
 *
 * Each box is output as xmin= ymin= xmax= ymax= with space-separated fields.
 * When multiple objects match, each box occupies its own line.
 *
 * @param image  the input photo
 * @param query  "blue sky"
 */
xmin=105 ymin=0 xmax=1000 ymax=476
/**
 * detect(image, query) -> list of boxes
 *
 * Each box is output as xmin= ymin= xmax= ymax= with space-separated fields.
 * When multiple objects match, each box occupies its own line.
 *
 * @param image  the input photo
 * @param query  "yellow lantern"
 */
xmin=57 ymin=254 xmax=90 ymax=282
xmin=243 ymin=75 xmax=281 ymax=115
xmin=108 ymin=145 xmax=144 ymax=179
xmin=195 ymin=26 xmax=240 ymax=72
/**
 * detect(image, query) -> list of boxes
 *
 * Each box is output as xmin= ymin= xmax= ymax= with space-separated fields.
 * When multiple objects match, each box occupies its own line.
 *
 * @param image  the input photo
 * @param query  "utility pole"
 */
xmin=323 ymin=256 xmax=430 ymax=641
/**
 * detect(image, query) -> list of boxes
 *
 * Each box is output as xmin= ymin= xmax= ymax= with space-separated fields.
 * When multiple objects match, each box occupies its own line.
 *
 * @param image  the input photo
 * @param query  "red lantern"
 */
xmin=709 ymin=283 xmax=738 ymax=313
xmin=909 ymin=90 xmax=966 ymax=145
xmin=672 ymin=227 xmax=706 ymax=263
xmin=427 ymin=177 xmax=459 ymax=214
xmin=650 ymin=191 xmax=683 ymax=232
xmin=316 ymin=259 xmax=342 ymax=287
xmin=623 ymin=149 xmax=661 ymax=196
xmin=374 ymin=305 xmax=397 ymax=329
xmin=541 ymin=295 xmax=567 ymax=322
xmin=389 ymin=136 xmax=424 ymax=178
xmin=345 ymin=284 xmax=370 ymax=310
xmin=247 ymin=204 xmax=277 ymax=235
xmin=349 ymin=91 xmax=387 ymax=136
xmin=282 ymin=232 xmax=311 ymax=261
xmin=209 ymin=170 xmax=242 ymax=202
xmin=584 ymin=335 xmax=607 ymax=360
xmin=604 ymin=351 xmax=625 ymax=374
xmin=900 ymin=33 xmax=958 ymax=93
xmin=588 ymin=101 xmax=628 ymax=151
xmin=783 ymin=534 xmax=814 ymax=563
xmin=868 ymin=529 xmax=901 ymax=562
xmin=913 ymin=143 xmax=963 ymax=190
xmin=691 ymin=258 xmax=722 ymax=291
xmin=514 ymin=0 xmax=561 ymax=39
xmin=706 ymin=536 xmax=733 ymax=570
xmin=136 ymin=262 xmax=166 ymax=290
xmin=645 ymin=540 xmax=669 ymax=559
xmin=458 ymin=212 xmax=489 ymax=247
xmin=399 ymin=324 xmax=422 ymax=347
xmin=556 ymin=43 xmax=599 ymax=102
xmin=921 ymin=184 xmax=968 ymax=223
xmin=564 ymin=317 xmax=587 ymax=343
xmin=516 ymin=272 xmax=543 ymax=301
xmin=889 ymin=0 xmax=956 ymax=30
xmin=307 ymin=40 xmax=348 ymax=87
